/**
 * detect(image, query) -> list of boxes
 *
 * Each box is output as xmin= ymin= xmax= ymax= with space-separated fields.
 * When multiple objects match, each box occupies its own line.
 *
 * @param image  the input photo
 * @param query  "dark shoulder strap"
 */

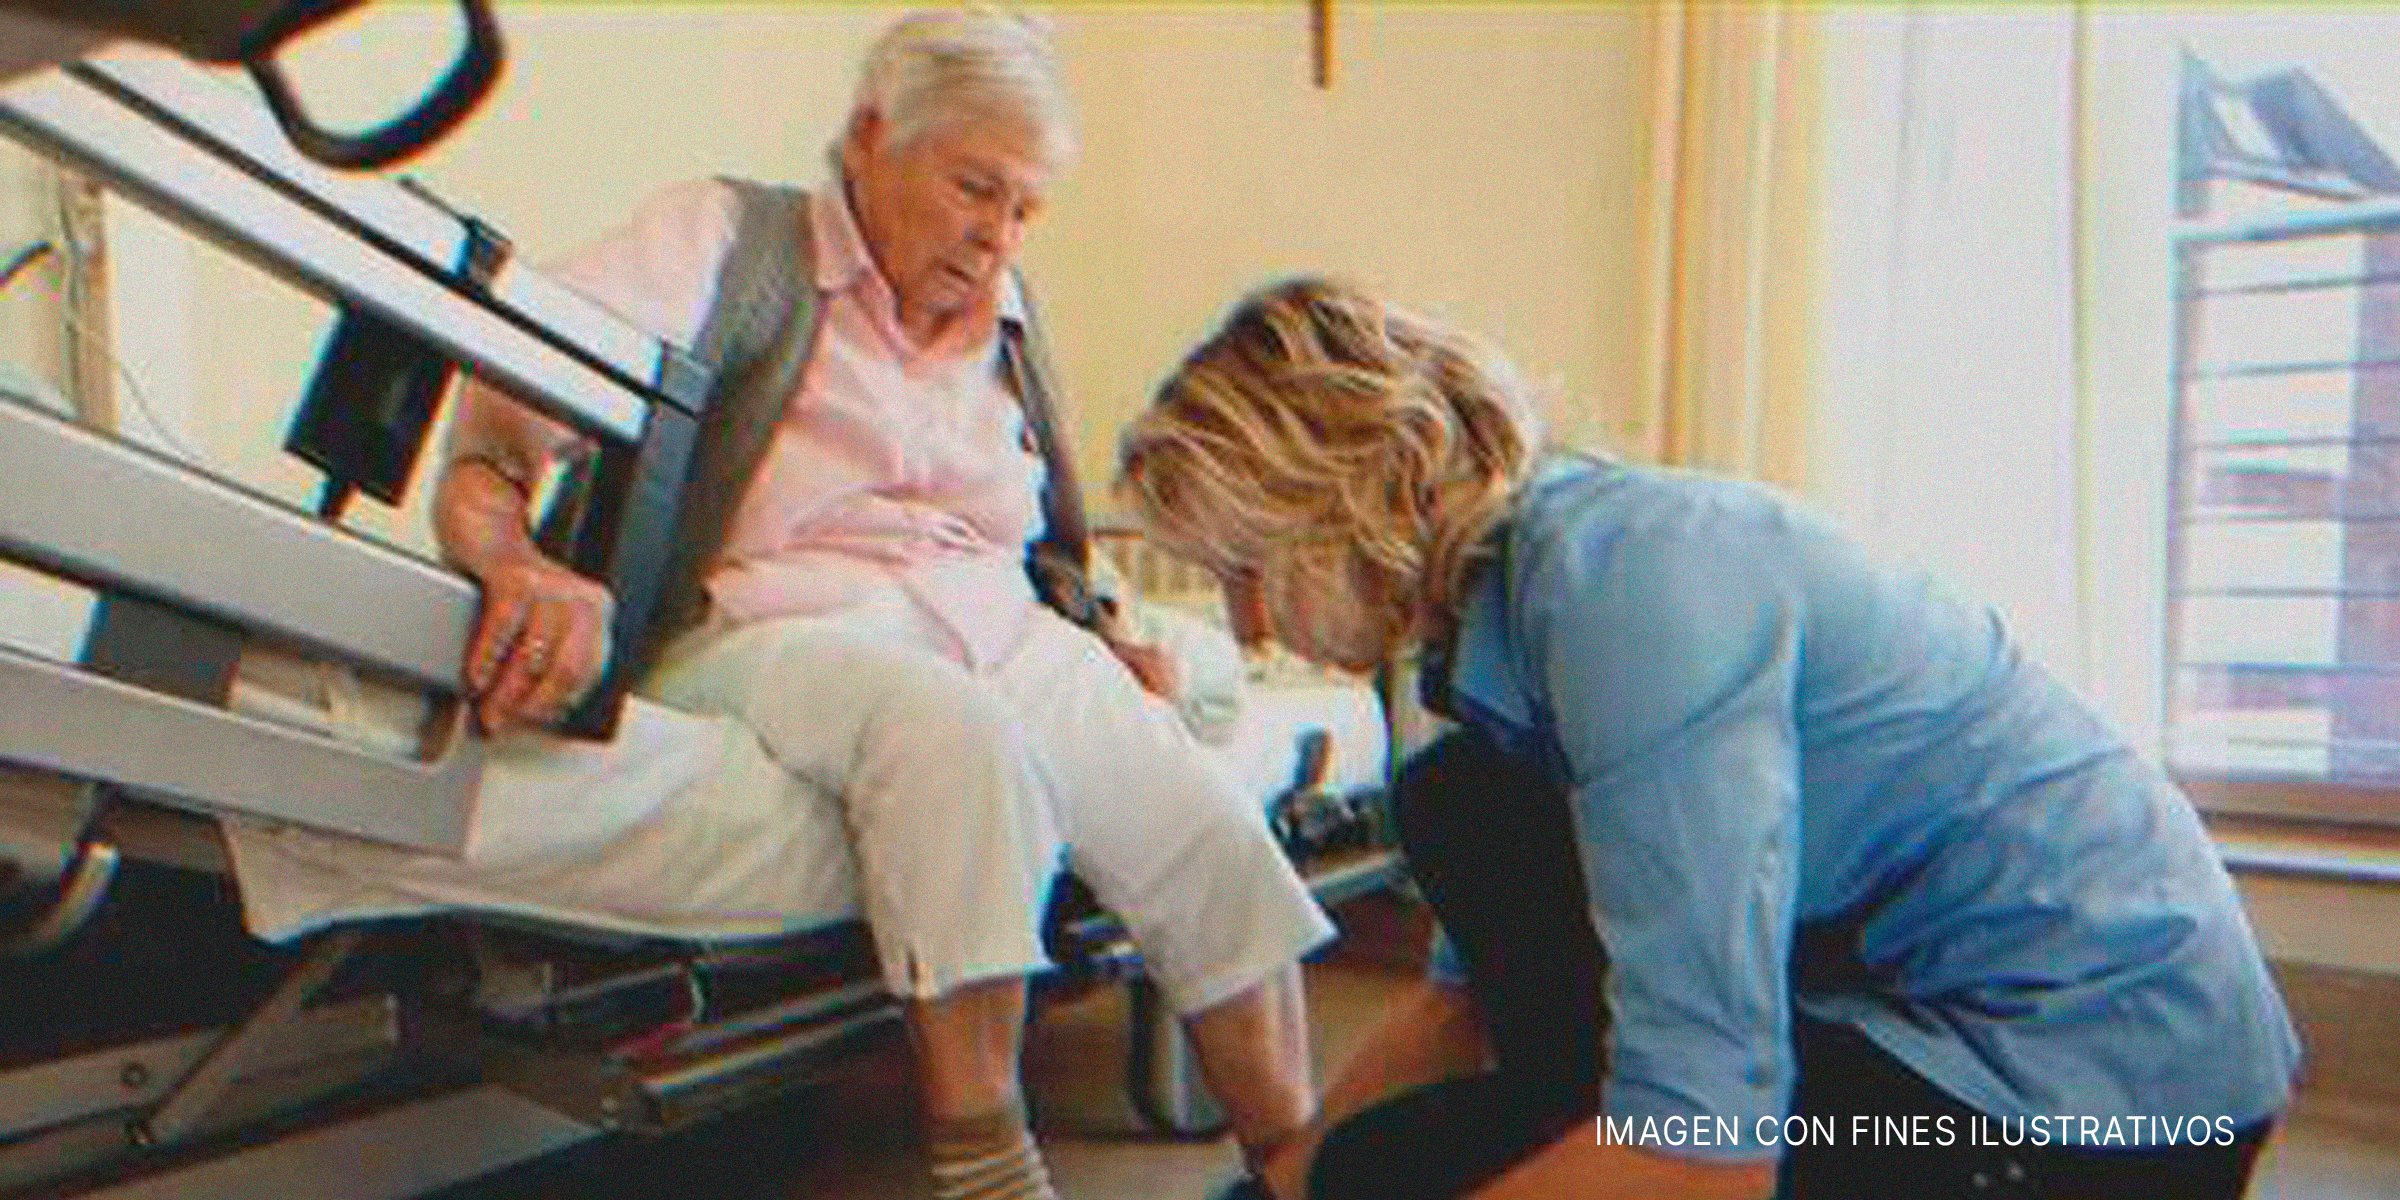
xmin=695 ymin=178 xmax=813 ymax=381
xmin=622 ymin=178 xmax=821 ymax=678
xmin=999 ymin=271 xmax=1099 ymax=626
xmin=537 ymin=180 xmax=808 ymax=559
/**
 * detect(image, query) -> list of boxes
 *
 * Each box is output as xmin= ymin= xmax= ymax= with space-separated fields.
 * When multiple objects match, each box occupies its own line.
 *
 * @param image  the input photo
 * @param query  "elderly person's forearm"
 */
xmin=433 ymin=375 xmax=573 ymax=577
xmin=432 ymin=446 xmax=544 ymax=581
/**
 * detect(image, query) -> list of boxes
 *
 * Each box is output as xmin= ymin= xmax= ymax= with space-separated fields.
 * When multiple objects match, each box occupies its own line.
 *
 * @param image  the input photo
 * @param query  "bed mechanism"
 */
xmin=0 ymin=37 xmax=738 ymax=1198
xmin=0 ymin=37 xmax=1404 ymax=1200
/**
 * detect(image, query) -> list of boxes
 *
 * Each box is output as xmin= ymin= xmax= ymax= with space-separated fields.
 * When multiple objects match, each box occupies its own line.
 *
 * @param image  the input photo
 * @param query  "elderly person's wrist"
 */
xmin=434 ymin=452 xmax=550 ymax=581
xmin=1102 ymin=631 xmax=1178 ymax=698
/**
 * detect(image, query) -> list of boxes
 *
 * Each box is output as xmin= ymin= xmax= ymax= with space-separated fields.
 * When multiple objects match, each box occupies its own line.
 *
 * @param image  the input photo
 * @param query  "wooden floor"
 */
xmin=2249 ymin=1094 xmax=2400 ymax=1200
xmin=430 ymin=955 xmax=2400 ymax=1200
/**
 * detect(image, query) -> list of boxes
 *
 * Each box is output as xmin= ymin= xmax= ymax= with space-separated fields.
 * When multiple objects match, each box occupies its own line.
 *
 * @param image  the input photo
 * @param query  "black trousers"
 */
xmin=1308 ymin=728 xmax=2272 ymax=1200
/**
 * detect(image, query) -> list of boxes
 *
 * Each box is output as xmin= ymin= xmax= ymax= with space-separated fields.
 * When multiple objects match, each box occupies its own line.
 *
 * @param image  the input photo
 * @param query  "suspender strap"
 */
xmin=1000 ymin=280 xmax=1097 ymax=626
xmin=618 ymin=178 xmax=818 ymax=681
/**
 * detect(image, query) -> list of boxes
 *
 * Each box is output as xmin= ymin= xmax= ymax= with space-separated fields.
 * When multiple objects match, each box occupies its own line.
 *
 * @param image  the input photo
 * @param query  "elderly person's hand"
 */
xmin=1105 ymin=635 xmax=1179 ymax=698
xmin=463 ymin=548 xmax=614 ymax=734
xmin=435 ymin=386 xmax=614 ymax=736
xmin=1092 ymin=597 xmax=1178 ymax=697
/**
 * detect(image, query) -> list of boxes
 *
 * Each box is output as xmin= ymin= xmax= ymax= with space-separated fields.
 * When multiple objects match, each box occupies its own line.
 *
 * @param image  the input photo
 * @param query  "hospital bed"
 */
xmin=0 ymin=44 xmax=1405 ymax=1199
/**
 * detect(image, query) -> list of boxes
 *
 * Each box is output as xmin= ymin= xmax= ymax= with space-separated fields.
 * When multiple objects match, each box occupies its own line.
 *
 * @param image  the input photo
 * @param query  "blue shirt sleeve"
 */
xmin=1425 ymin=923 xmax=1467 ymax=986
xmin=1517 ymin=506 xmax=1803 ymax=1163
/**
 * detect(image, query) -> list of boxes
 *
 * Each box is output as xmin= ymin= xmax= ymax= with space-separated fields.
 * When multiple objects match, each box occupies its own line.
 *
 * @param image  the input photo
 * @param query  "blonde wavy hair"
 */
xmin=1119 ymin=278 xmax=1542 ymax=663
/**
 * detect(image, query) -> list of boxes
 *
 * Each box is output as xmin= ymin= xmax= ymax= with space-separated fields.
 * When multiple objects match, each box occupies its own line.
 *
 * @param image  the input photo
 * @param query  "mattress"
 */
xmin=223 ymin=677 xmax=1389 ymax=945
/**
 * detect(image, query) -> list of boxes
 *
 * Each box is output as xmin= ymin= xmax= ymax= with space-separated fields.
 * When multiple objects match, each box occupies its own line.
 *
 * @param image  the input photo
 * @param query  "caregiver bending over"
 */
xmin=1120 ymin=278 xmax=2297 ymax=1200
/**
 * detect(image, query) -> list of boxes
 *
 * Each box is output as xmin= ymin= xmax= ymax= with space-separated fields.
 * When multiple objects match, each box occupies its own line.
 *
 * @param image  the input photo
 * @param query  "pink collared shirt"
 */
xmin=528 ymin=177 xmax=1046 ymax=668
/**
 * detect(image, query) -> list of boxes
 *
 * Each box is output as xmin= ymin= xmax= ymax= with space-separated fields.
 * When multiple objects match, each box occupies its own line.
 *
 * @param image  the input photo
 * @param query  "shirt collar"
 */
xmin=1437 ymin=555 xmax=1535 ymax=736
xmin=812 ymin=170 xmax=1027 ymax=327
xmin=809 ymin=174 xmax=876 ymax=296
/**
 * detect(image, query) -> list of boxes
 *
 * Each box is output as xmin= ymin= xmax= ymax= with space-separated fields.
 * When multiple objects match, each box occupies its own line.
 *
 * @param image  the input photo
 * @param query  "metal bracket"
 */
xmin=0 ymin=766 xmax=116 ymax=956
xmin=134 ymin=926 xmax=362 ymax=1147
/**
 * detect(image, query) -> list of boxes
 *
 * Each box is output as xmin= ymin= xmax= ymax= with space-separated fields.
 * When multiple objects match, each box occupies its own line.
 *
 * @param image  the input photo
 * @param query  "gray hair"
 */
xmin=851 ymin=7 xmax=1075 ymax=170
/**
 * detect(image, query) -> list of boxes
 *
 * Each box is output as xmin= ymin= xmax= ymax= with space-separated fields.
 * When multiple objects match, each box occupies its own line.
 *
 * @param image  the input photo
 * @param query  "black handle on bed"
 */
xmin=244 ymin=0 xmax=503 ymax=171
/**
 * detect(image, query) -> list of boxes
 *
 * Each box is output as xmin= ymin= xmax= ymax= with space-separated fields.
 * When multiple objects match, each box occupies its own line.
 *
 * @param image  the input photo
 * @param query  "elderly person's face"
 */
xmin=841 ymin=107 xmax=1050 ymax=341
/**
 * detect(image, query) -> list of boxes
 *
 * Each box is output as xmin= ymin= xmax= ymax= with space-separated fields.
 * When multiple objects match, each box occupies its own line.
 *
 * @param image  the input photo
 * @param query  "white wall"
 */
xmin=101 ymin=4 xmax=892 ymax=552
xmin=101 ymin=2 xmax=1650 ymax=553
xmin=0 ymin=142 xmax=98 ymax=654
xmin=1806 ymin=10 xmax=2091 ymax=705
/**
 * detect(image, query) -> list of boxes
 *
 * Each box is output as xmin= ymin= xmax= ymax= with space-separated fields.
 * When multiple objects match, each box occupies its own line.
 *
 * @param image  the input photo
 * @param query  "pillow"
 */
xmin=1123 ymin=598 xmax=1246 ymax=745
xmin=1088 ymin=551 xmax=1246 ymax=744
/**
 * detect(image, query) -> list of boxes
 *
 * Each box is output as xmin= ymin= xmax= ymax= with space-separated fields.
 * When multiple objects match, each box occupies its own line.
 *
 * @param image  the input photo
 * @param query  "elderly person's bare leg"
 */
xmin=908 ymin=979 xmax=1029 ymax=1119
xmin=993 ymin=609 xmax=1337 ymax=1170
xmin=1187 ymin=963 xmax=1317 ymax=1164
xmin=908 ymin=979 xmax=1057 ymax=1200
xmin=643 ymin=609 xmax=1067 ymax=1199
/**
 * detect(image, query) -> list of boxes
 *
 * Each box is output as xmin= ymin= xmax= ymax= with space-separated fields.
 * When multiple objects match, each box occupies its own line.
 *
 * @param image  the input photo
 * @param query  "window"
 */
xmin=2166 ymin=37 xmax=2400 ymax=825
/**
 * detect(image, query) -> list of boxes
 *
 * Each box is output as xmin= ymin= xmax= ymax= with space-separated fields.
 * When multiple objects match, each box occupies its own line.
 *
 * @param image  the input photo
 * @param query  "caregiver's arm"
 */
xmin=1508 ymin=501 xmax=1808 ymax=1200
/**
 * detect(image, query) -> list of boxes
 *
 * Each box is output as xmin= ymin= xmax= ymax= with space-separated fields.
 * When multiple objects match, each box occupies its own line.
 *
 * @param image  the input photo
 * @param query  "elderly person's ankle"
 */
xmin=927 ymin=1102 xmax=1058 ymax=1200
xmin=1240 ymin=1123 xmax=1306 ymax=1177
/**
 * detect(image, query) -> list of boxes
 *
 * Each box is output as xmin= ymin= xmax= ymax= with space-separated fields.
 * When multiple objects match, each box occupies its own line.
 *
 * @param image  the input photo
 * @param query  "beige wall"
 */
xmin=103 ymin=3 xmax=895 ymax=550
xmin=1037 ymin=3 xmax=1650 ymax=496
xmin=105 ymin=2 xmax=1651 ymax=548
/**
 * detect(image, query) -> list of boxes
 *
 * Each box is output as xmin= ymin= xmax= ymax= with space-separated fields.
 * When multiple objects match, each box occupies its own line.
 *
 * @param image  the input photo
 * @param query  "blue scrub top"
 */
xmin=1425 ymin=455 xmax=2297 ymax=1162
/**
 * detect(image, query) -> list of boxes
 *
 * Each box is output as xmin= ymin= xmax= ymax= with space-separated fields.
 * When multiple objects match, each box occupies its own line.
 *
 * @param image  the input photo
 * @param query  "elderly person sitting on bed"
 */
xmin=430 ymin=10 xmax=1330 ymax=1199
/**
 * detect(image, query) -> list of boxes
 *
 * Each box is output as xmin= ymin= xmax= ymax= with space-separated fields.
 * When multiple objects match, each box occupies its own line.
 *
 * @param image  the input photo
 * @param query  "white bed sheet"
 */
xmin=224 ymin=681 xmax=1388 ymax=945
xmin=1216 ymin=680 xmax=1389 ymax=803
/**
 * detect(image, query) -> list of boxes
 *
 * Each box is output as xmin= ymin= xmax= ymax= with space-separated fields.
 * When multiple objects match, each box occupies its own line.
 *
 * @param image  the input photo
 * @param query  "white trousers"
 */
xmin=645 ymin=594 xmax=1334 ymax=1014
